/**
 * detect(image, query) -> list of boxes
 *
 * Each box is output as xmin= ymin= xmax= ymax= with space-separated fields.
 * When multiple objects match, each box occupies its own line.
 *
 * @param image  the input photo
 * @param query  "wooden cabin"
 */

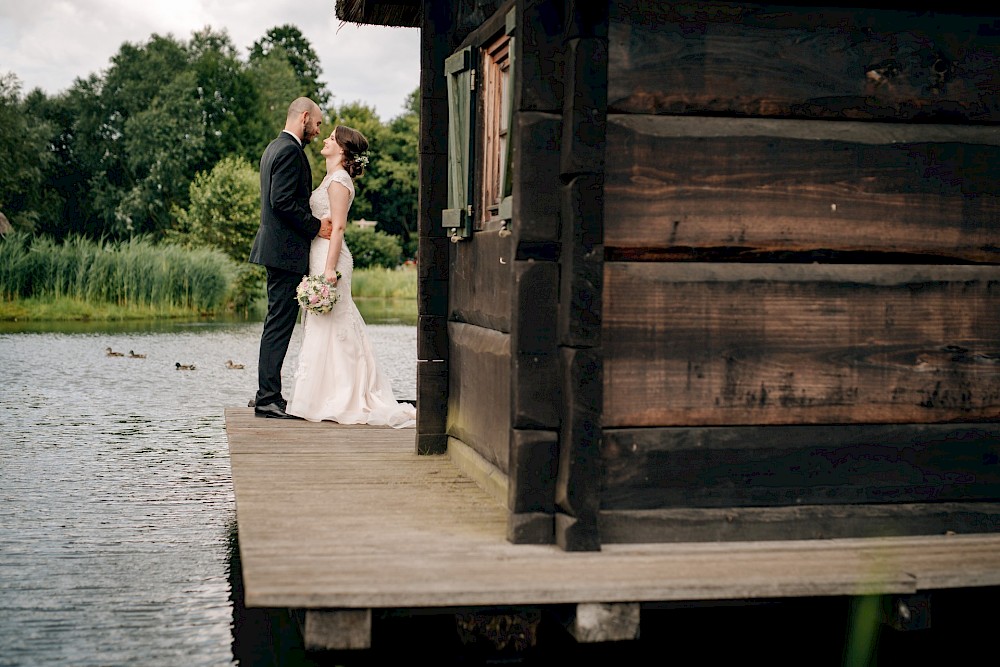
xmin=335 ymin=0 xmax=1000 ymax=552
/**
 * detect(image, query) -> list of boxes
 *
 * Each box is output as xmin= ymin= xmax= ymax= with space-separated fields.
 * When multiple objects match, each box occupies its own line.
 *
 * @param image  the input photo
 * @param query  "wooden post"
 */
xmin=554 ymin=0 xmax=608 ymax=552
xmin=416 ymin=0 xmax=455 ymax=455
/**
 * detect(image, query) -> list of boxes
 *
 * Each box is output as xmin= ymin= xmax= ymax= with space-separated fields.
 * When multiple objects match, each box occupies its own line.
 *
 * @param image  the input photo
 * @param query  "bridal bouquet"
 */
xmin=296 ymin=272 xmax=342 ymax=315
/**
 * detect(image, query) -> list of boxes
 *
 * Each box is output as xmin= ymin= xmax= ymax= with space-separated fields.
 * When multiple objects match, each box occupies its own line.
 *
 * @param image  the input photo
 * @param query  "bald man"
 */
xmin=249 ymin=97 xmax=332 ymax=418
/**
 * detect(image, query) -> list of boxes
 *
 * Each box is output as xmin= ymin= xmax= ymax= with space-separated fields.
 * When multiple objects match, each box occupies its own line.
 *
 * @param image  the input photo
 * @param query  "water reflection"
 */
xmin=0 ymin=320 xmax=416 ymax=667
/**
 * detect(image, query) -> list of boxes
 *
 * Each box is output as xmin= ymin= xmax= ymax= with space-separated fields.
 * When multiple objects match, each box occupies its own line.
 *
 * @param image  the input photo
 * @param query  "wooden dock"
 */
xmin=224 ymin=407 xmax=1000 ymax=650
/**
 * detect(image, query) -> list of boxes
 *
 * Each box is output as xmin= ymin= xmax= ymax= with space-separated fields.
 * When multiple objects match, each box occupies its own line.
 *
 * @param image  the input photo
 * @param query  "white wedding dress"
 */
xmin=286 ymin=170 xmax=416 ymax=428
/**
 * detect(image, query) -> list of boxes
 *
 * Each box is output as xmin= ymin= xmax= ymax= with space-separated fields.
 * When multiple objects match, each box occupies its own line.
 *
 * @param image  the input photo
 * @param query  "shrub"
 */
xmin=344 ymin=225 xmax=402 ymax=269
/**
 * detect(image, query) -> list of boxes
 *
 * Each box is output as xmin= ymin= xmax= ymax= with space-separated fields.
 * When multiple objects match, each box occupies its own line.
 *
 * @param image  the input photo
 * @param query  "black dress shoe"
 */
xmin=254 ymin=402 xmax=299 ymax=419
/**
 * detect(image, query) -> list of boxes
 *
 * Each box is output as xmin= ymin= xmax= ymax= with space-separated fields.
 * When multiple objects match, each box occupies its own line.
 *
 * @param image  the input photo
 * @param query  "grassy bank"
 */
xmin=0 ymin=232 xmax=235 ymax=319
xmin=0 ymin=231 xmax=417 ymax=323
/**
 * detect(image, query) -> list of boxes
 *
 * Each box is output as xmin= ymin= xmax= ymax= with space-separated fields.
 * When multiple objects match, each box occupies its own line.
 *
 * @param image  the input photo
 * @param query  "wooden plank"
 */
xmin=447 ymin=322 xmax=511 ymax=472
xmin=605 ymin=115 xmax=1000 ymax=262
xmin=514 ymin=0 xmax=564 ymax=113
xmin=417 ymin=359 xmax=448 ymax=454
xmin=602 ymin=424 xmax=1000 ymax=509
xmin=608 ymin=4 xmax=1000 ymax=122
xmin=225 ymin=407 xmax=1000 ymax=608
xmin=511 ymin=112 xmax=562 ymax=245
xmin=417 ymin=314 xmax=447 ymax=362
xmin=450 ymin=226 xmax=512 ymax=332
xmin=559 ymin=174 xmax=603 ymax=348
xmin=603 ymin=262 xmax=1000 ymax=427
xmin=508 ymin=429 xmax=558 ymax=514
xmin=512 ymin=260 xmax=561 ymax=428
xmin=561 ymin=36 xmax=608 ymax=177
xmin=556 ymin=347 xmax=602 ymax=551
xmin=599 ymin=503 xmax=1000 ymax=545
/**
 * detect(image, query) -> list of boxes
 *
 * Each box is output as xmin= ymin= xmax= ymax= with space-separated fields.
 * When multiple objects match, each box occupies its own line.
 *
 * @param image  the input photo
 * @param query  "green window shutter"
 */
xmin=444 ymin=46 xmax=474 ymax=239
xmin=499 ymin=8 xmax=516 ymax=222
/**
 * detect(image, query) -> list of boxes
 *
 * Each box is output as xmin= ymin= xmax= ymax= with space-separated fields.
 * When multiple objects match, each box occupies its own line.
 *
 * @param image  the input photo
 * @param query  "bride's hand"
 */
xmin=324 ymin=269 xmax=339 ymax=284
xmin=318 ymin=217 xmax=333 ymax=239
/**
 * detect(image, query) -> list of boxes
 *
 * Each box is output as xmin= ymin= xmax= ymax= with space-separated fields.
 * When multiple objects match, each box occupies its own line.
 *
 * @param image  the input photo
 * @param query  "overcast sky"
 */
xmin=0 ymin=0 xmax=421 ymax=121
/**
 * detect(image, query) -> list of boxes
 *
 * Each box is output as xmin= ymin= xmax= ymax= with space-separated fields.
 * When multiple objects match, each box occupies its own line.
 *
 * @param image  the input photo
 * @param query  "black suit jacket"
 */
xmin=249 ymin=132 xmax=321 ymax=274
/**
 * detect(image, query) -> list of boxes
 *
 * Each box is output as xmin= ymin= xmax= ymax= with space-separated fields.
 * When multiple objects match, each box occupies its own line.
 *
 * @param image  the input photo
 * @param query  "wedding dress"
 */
xmin=286 ymin=170 xmax=416 ymax=428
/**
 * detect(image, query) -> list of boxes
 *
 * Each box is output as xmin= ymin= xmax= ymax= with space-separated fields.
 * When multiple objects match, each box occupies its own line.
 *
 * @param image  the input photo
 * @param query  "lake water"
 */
xmin=0 ymin=318 xmax=415 ymax=667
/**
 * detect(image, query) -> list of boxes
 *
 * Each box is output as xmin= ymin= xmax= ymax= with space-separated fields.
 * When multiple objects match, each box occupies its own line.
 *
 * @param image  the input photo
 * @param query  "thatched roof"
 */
xmin=335 ymin=0 xmax=421 ymax=28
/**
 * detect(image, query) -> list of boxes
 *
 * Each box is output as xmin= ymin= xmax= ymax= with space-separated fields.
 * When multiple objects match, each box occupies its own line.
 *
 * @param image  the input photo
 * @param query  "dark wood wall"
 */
xmin=599 ymin=2 xmax=1000 ymax=542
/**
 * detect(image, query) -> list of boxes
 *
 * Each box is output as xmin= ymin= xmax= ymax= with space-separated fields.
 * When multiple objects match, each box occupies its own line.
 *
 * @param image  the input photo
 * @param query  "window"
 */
xmin=480 ymin=31 xmax=511 ymax=225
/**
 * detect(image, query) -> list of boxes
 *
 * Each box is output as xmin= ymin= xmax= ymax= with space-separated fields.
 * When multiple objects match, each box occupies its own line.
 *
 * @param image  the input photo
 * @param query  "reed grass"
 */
xmin=0 ymin=231 xmax=236 ymax=320
xmin=351 ymin=265 xmax=417 ymax=299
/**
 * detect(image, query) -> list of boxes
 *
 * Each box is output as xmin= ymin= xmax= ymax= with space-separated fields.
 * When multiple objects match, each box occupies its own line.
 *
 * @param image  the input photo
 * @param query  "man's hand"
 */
xmin=318 ymin=217 xmax=333 ymax=239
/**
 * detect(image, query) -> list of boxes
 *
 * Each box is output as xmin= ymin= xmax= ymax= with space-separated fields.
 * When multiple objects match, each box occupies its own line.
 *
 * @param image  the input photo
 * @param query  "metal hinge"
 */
xmin=470 ymin=69 xmax=476 ymax=91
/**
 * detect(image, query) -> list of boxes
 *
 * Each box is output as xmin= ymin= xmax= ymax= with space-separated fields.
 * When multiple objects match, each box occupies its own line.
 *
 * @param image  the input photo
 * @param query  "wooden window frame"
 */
xmin=478 ymin=31 xmax=512 ymax=228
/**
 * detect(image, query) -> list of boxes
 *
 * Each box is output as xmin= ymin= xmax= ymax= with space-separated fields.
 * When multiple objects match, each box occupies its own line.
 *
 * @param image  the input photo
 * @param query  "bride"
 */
xmin=285 ymin=125 xmax=416 ymax=429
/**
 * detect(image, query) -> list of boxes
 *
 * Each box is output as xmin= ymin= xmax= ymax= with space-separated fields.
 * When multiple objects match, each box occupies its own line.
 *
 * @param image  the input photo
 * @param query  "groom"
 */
xmin=249 ymin=97 xmax=331 ymax=419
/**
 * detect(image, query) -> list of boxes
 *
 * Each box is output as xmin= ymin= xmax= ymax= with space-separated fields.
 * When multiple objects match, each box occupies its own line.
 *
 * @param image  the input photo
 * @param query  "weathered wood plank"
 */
xmin=608 ymin=3 xmax=1000 ymax=122
xmin=561 ymin=36 xmax=608 ymax=178
xmin=447 ymin=322 xmax=511 ymax=472
xmin=601 ymin=424 xmax=1000 ymax=509
xmin=559 ymin=174 xmax=603 ymax=348
xmin=599 ymin=503 xmax=1000 ymax=545
xmin=225 ymin=407 xmax=1000 ymax=608
xmin=449 ymin=226 xmax=512 ymax=332
xmin=605 ymin=115 xmax=1000 ymax=262
xmin=511 ymin=260 xmax=560 ymax=428
xmin=556 ymin=347 xmax=602 ymax=551
xmin=603 ymin=262 xmax=1000 ymax=427
xmin=514 ymin=0 xmax=564 ymax=113
xmin=511 ymin=112 xmax=562 ymax=245
xmin=417 ymin=359 xmax=448 ymax=454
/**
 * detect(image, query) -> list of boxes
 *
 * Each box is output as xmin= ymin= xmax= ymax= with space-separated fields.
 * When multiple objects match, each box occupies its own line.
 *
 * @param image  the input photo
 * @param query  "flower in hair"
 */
xmin=354 ymin=153 xmax=369 ymax=167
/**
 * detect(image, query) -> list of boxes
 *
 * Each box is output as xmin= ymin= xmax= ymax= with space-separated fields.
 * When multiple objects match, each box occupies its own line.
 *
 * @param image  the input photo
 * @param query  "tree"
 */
xmin=169 ymin=155 xmax=263 ymax=312
xmin=245 ymin=49 xmax=303 ymax=157
xmin=249 ymin=25 xmax=328 ymax=105
xmin=371 ymin=88 xmax=419 ymax=258
xmin=170 ymin=155 xmax=259 ymax=261
xmin=0 ymin=73 xmax=56 ymax=233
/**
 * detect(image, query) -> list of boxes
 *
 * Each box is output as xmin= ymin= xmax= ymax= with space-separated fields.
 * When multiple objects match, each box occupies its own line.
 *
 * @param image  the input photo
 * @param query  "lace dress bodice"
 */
xmin=309 ymin=170 xmax=355 ymax=283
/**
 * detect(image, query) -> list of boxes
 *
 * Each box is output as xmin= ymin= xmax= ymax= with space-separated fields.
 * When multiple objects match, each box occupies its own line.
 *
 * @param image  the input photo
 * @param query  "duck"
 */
xmin=128 ymin=350 xmax=146 ymax=359
xmin=175 ymin=362 xmax=196 ymax=370
xmin=226 ymin=360 xmax=245 ymax=369
xmin=105 ymin=347 xmax=125 ymax=357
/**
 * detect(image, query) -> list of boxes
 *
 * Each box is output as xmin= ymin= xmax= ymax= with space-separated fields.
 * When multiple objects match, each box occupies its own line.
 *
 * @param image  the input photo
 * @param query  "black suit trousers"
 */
xmin=256 ymin=266 xmax=301 ymax=407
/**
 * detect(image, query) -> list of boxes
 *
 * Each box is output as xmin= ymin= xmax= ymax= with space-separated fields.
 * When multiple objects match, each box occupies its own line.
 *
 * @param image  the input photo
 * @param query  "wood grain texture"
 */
xmin=605 ymin=115 xmax=1000 ymax=262
xmin=608 ymin=3 xmax=1000 ymax=122
xmin=603 ymin=262 xmax=1000 ymax=427
xmin=450 ymin=226 xmax=512 ymax=332
xmin=447 ymin=321 xmax=511 ymax=472
xmin=601 ymin=423 xmax=1000 ymax=509
xmin=225 ymin=407 xmax=1000 ymax=608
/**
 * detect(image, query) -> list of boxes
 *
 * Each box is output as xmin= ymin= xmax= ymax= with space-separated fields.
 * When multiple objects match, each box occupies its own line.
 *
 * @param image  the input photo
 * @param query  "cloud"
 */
xmin=0 ymin=0 xmax=419 ymax=120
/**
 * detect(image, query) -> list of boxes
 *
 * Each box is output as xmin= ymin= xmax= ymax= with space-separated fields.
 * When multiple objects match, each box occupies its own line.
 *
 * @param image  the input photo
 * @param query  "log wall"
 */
xmin=598 ymin=2 xmax=1000 ymax=541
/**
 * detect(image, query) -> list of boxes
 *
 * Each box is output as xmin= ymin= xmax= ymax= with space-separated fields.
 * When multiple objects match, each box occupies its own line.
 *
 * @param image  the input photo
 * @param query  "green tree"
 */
xmin=0 ymin=74 xmax=57 ymax=233
xmin=170 ymin=155 xmax=259 ymax=261
xmin=249 ymin=25 xmax=328 ymax=105
xmin=117 ymin=70 xmax=206 ymax=235
xmin=344 ymin=226 xmax=403 ymax=269
xmin=170 ymin=155 xmax=264 ymax=312
xmin=245 ymin=49 xmax=303 ymax=157
xmin=372 ymin=88 xmax=419 ymax=258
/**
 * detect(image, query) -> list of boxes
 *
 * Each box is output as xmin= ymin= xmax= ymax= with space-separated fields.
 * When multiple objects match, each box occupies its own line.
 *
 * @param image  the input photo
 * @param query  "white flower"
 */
xmin=354 ymin=154 xmax=369 ymax=167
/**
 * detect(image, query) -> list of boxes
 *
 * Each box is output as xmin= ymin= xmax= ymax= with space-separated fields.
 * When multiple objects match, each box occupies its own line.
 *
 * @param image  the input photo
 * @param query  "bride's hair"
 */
xmin=335 ymin=125 xmax=370 ymax=178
